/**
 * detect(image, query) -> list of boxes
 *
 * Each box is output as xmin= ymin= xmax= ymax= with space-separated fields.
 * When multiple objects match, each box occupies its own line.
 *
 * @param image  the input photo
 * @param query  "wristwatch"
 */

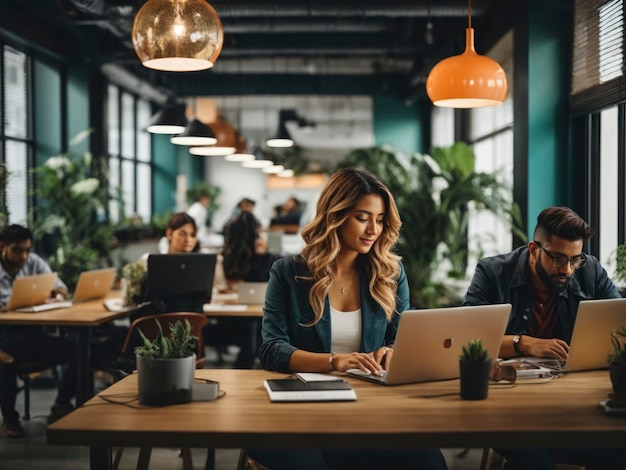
xmin=513 ymin=335 xmax=524 ymax=357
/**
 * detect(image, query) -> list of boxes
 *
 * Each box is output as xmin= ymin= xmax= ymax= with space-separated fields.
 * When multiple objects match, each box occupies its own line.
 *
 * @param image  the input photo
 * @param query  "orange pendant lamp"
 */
xmin=426 ymin=0 xmax=507 ymax=108
xmin=132 ymin=0 xmax=224 ymax=72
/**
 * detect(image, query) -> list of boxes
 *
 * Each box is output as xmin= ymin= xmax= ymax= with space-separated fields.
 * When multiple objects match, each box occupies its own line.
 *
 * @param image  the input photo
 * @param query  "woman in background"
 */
xmin=128 ymin=212 xmax=202 ymax=321
xmin=250 ymin=168 xmax=448 ymax=470
xmin=208 ymin=211 xmax=280 ymax=368
xmin=215 ymin=211 xmax=278 ymax=292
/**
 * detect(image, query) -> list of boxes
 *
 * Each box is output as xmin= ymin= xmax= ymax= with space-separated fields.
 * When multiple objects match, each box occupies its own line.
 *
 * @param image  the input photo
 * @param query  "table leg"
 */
xmin=90 ymin=446 xmax=112 ymax=470
xmin=75 ymin=327 xmax=94 ymax=406
xmin=204 ymin=448 xmax=215 ymax=470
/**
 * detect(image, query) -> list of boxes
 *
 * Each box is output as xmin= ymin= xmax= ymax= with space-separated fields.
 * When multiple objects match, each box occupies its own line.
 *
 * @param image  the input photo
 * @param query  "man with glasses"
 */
xmin=464 ymin=207 xmax=622 ymax=469
xmin=0 ymin=224 xmax=74 ymax=438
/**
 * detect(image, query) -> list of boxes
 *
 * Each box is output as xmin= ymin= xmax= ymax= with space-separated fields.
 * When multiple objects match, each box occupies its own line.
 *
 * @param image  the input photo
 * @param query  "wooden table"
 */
xmin=47 ymin=369 xmax=626 ymax=470
xmin=0 ymin=299 xmax=129 ymax=405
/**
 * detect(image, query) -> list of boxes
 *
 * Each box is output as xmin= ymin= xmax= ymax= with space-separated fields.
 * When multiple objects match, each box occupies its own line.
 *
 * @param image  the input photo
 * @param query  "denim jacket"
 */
xmin=259 ymin=256 xmax=409 ymax=373
xmin=463 ymin=246 xmax=620 ymax=343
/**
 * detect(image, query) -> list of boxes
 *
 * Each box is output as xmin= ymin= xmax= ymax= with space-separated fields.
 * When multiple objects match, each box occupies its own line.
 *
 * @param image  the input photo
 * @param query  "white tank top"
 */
xmin=330 ymin=306 xmax=361 ymax=353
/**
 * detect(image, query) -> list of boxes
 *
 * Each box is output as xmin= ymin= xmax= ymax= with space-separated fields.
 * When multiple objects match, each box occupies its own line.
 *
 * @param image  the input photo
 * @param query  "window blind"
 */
xmin=571 ymin=0 xmax=625 ymax=112
xmin=3 ymin=46 xmax=29 ymax=224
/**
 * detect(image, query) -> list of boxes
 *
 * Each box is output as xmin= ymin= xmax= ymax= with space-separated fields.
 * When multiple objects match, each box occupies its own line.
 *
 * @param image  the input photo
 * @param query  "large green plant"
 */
xmin=335 ymin=143 xmax=525 ymax=308
xmin=29 ymin=130 xmax=114 ymax=291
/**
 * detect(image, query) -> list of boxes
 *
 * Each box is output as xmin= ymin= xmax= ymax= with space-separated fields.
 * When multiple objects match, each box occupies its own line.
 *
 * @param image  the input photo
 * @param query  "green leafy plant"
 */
xmin=613 ymin=243 xmax=626 ymax=284
xmin=134 ymin=319 xmax=198 ymax=360
xmin=121 ymin=258 xmax=147 ymax=307
xmin=29 ymin=129 xmax=114 ymax=291
xmin=460 ymin=339 xmax=489 ymax=362
xmin=608 ymin=326 xmax=626 ymax=366
xmin=335 ymin=142 xmax=525 ymax=308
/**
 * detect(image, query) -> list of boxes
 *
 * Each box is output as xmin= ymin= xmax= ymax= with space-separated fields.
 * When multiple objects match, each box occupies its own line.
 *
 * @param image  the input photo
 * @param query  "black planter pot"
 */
xmin=459 ymin=359 xmax=493 ymax=400
xmin=609 ymin=364 xmax=626 ymax=395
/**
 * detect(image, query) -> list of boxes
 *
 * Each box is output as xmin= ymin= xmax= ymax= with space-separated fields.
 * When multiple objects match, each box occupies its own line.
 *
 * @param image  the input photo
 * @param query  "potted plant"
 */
xmin=608 ymin=325 xmax=626 ymax=396
xmin=459 ymin=338 xmax=493 ymax=400
xmin=135 ymin=319 xmax=198 ymax=406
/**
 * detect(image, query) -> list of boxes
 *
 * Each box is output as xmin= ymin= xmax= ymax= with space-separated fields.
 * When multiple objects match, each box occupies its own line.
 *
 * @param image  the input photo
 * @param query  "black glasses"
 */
xmin=533 ymin=241 xmax=587 ymax=270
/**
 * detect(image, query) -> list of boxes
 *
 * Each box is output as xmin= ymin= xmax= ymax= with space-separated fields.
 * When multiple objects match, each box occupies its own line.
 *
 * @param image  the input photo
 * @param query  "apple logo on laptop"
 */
xmin=443 ymin=338 xmax=454 ymax=349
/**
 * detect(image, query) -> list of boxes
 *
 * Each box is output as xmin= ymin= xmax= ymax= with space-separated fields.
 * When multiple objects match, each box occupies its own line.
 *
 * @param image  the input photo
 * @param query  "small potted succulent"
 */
xmin=607 ymin=325 xmax=626 ymax=396
xmin=135 ymin=319 xmax=198 ymax=406
xmin=459 ymin=338 xmax=493 ymax=400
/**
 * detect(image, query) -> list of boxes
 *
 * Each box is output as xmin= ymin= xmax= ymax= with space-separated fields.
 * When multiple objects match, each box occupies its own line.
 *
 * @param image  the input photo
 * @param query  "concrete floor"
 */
xmin=0 ymin=346 xmax=494 ymax=469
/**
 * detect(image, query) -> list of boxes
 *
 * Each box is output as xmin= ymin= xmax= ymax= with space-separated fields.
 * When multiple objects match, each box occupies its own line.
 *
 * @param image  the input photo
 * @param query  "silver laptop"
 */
xmin=237 ymin=282 xmax=268 ymax=304
xmin=72 ymin=267 xmax=117 ymax=302
xmin=4 ymin=272 xmax=61 ymax=312
xmin=563 ymin=298 xmax=626 ymax=372
xmin=346 ymin=303 xmax=511 ymax=385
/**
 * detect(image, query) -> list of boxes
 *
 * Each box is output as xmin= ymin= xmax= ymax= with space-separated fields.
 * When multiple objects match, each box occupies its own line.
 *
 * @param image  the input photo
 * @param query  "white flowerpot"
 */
xmin=136 ymin=354 xmax=195 ymax=406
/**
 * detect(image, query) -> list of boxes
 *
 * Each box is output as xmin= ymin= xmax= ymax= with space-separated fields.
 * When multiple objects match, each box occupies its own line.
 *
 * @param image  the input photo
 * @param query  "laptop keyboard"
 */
xmin=15 ymin=301 xmax=74 ymax=313
xmin=346 ymin=368 xmax=388 ymax=383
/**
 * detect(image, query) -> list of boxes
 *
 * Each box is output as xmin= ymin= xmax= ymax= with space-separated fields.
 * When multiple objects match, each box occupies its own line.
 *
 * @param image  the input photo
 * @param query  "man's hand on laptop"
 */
xmin=521 ymin=336 xmax=569 ymax=361
xmin=49 ymin=288 xmax=68 ymax=301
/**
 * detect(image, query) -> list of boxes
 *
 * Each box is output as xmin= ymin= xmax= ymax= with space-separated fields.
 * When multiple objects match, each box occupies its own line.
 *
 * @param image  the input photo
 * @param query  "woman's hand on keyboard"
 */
xmin=370 ymin=346 xmax=393 ymax=370
xmin=334 ymin=352 xmax=384 ymax=375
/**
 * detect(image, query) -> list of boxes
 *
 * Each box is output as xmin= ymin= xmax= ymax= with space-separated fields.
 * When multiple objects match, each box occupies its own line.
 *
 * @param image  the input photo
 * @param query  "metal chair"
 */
xmin=112 ymin=312 xmax=208 ymax=470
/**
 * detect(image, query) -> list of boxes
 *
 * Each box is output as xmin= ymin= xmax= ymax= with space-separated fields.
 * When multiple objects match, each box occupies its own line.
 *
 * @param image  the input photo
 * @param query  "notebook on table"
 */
xmin=346 ymin=303 xmax=511 ymax=385
xmin=264 ymin=373 xmax=357 ymax=402
xmin=72 ymin=267 xmax=117 ymax=302
xmin=4 ymin=272 xmax=72 ymax=312
xmin=237 ymin=282 xmax=268 ymax=305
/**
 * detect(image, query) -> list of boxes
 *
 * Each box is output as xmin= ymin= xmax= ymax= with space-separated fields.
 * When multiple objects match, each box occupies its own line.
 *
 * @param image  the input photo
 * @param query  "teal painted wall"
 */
xmin=66 ymin=67 xmax=90 ymax=154
xmin=34 ymin=60 xmax=61 ymax=166
xmin=526 ymin=0 xmax=572 ymax=237
xmin=152 ymin=134 xmax=179 ymax=215
xmin=144 ymin=122 xmax=208 ymax=216
xmin=183 ymin=153 xmax=205 ymax=190
xmin=373 ymin=94 xmax=426 ymax=153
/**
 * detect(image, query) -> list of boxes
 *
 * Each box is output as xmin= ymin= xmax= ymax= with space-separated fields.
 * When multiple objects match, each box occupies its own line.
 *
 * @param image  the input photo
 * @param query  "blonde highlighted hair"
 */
xmin=296 ymin=168 xmax=402 ymax=325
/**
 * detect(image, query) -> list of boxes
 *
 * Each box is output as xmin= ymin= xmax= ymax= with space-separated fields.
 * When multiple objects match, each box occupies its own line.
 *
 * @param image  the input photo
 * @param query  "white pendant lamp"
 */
xmin=146 ymin=102 xmax=187 ymax=134
xmin=170 ymin=118 xmax=217 ymax=146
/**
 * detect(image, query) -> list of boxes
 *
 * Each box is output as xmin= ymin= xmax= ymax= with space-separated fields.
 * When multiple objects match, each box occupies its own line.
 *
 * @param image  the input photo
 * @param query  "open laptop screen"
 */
xmin=145 ymin=253 xmax=216 ymax=303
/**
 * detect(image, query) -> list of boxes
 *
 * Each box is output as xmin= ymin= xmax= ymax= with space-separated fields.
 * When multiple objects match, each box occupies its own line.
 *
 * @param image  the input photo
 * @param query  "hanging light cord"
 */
xmin=468 ymin=0 xmax=472 ymax=29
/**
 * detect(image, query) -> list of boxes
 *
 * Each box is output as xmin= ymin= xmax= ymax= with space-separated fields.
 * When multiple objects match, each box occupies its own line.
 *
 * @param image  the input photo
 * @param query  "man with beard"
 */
xmin=0 ymin=224 xmax=75 ymax=438
xmin=464 ymin=206 xmax=622 ymax=469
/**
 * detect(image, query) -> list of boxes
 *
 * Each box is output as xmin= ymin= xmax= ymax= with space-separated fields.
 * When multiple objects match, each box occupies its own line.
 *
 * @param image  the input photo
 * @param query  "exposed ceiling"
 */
xmin=2 ymin=0 xmax=502 ymax=103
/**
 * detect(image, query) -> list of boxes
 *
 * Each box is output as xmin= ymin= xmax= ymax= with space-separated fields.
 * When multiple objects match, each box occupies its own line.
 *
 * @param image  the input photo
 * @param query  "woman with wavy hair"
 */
xmin=252 ymin=168 xmax=447 ymax=470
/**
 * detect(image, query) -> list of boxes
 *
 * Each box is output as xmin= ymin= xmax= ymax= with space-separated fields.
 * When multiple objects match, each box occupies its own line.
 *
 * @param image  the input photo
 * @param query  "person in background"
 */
xmin=208 ymin=211 xmax=280 ymax=369
xmin=186 ymin=193 xmax=212 ymax=247
xmin=0 ymin=225 xmax=75 ymax=437
xmin=234 ymin=197 xmax=256 ymax=215
xmin=270 ymin=196 xmax=302 ymax=226
xmin=464 ymin=206 xmax=623 ymax=470
xmin=222 ymin=197 xmax=258 ymax=235
xmin=129 ymin=212 xmax=202 ymax=322
xmin=250 ymin=168 xmax=448 ymax=470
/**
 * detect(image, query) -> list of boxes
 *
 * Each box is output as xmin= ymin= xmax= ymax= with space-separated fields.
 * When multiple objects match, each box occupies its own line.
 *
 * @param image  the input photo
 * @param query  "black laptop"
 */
xmin=145 ymin=253 xmax=216 ymax=304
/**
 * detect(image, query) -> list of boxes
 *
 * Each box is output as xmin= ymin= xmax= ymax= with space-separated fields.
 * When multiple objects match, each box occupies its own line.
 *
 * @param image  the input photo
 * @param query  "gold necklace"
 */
xmin=336 ymin=272 xmax=353 ymax=294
